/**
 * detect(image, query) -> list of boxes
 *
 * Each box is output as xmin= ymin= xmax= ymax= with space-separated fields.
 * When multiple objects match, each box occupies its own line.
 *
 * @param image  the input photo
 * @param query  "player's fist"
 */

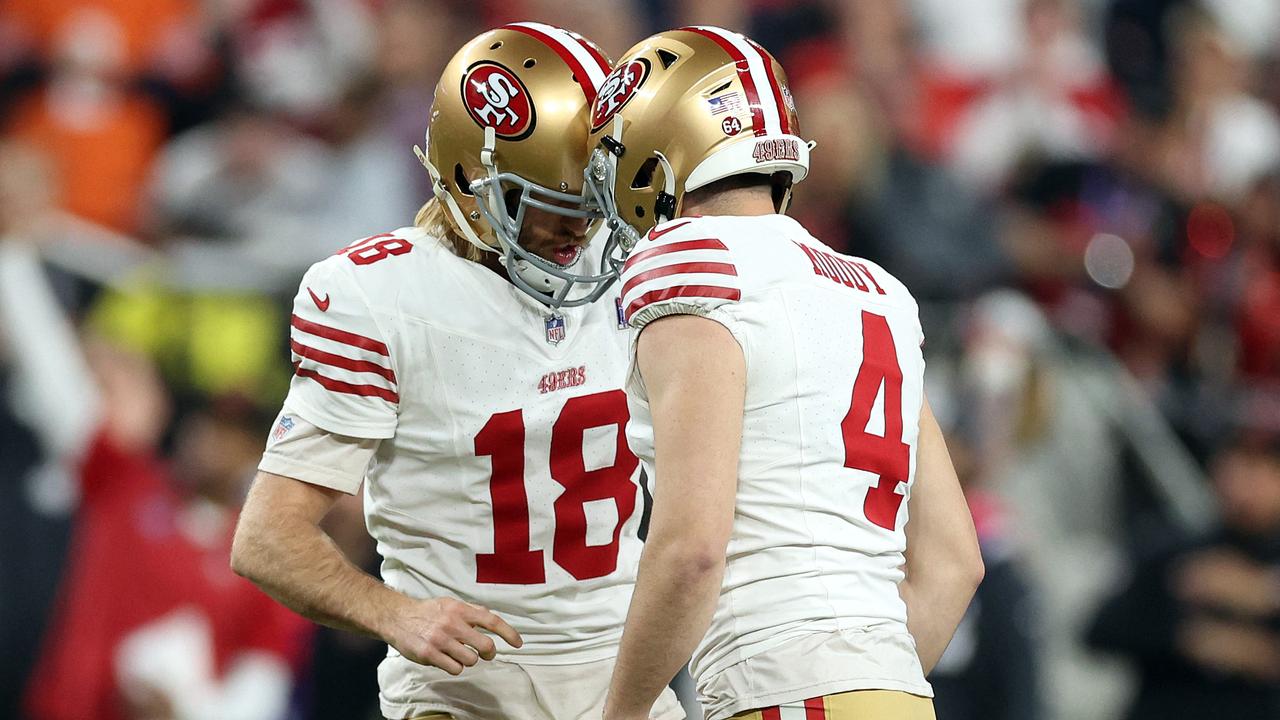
xmin=381 ymin=596 xmax=523 ymax=675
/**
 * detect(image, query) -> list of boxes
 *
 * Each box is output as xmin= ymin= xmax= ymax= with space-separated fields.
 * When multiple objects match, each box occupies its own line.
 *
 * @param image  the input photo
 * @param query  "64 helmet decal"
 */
xmin=583 ymin=26 xmax=811 ymax=258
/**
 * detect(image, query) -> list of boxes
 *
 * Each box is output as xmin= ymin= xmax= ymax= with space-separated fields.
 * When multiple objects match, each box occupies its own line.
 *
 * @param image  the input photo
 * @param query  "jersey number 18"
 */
xmin=474 ymin=390 xmax=638 ymax=584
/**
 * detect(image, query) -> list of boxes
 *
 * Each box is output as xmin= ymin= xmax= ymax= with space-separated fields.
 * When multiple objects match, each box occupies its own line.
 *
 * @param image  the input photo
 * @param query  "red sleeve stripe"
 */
xmin=294 ymin=366 xmax=400 ymax=403
xmin=504 ymin=23 xmax=607 ymax=104
xmin=291 ymin=314 xmax=390 ymax=357
xmin=291 ymin=339 xmax=397 ymax=383
xmin=625 ymin=285 xmax=741 ymax=320
xmin=621 ymin=261 xmax=738 ymax=297
xmin=746 ymin=37 xmax=791 ymax=134
xmin=622 ymin=238 xmax=729 ymax=273
xmin=804 ymin=696 xmax=829 ymax=719
xmin=761 ymin=707 xmax=781 ymax=720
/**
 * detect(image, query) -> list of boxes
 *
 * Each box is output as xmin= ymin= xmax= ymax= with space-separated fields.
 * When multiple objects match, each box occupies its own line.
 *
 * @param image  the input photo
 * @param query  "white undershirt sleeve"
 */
xmin=258 ymin=405 xmax=380 ymax=494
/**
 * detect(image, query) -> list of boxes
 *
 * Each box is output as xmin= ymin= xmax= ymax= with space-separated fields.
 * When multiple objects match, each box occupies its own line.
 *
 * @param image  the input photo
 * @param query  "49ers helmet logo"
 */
xmin=591 ymin=58 xmax=651 ymax=131
xmin=462 ymin=61 xmax=536 ymax=140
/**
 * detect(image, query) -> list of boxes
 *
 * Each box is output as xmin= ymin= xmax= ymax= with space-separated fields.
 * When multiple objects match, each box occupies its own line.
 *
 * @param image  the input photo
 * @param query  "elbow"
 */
xmin=919 ymin=536 xmax=984 ymax=596
xmin=229 ymin=535 xmax=251 ymax=579
xmin=684 ymin=549 xmax=726 ymax=579
xmin=674 ymin=551 xmax=726 ymax=588
xmin=956 ymin=531 xmax=985 ymax=592
xmin=955 ymin=533 xmax=986 ymax=596
xmin=966 ymin=551 xmax=986 ymax=592
xmin=229 ymin=523 xmax=262 ymax=582
xmin=646 ymin=539 xmax=727 ymax=586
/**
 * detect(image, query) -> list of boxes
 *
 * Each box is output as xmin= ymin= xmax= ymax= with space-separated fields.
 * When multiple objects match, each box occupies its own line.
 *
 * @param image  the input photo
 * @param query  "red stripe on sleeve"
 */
xmin=504 ymin=24 xmax=600 ymax=105
xmin=290 ymin=339 xmax=397 ymax=383
xmin=760 ymin=708 xmax=782 ymax=720
xmin=291 ymin=314 xmax=391 ymax=357
xmin=746 ymin=37 xmax=791 ymax=134
xmin=804 ymin=696 xmax=828 ymax=719
xmin=295 ymin=366 xmax=400 ymax=403
xmin=625 ymin=284 xmax=741 ymax=321
xmin=621 ymin=261 xmax=738 ymax=297
xmin=622 ymin=238 xmax=729 ymax=273
xmin=680 ymin=27 xmax=766 ymax=136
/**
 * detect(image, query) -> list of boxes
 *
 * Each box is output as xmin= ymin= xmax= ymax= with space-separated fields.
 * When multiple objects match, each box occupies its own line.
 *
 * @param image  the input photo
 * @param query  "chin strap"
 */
xmin=653 ymin=150 xmax=678 ymax=223
xmin=414 ymin=135 xmax=493 ymax=255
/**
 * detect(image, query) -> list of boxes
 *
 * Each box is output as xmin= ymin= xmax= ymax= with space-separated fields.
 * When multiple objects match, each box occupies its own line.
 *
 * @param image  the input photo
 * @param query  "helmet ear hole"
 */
xmin=454 ymin=164 xmax=475 ymax=196
xmin=630 ymin=157 xmax=659 ymax=189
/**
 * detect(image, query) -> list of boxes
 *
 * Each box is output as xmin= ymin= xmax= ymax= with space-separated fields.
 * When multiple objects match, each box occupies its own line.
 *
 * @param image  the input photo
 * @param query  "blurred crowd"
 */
xmin=2 ymin=0 xmax=1279 ymax=719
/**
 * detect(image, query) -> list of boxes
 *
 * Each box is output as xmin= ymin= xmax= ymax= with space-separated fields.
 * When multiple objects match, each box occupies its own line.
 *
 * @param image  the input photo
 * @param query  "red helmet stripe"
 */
xmin=571 ymin=32 xmax=611 ymax=75
xmin=504 ymin=23 xmax=604 ymax=105
xmin=680 ymin=26 xmax=767 ymax=136
xmin=746 ymin=37 xmax=791 ymax=134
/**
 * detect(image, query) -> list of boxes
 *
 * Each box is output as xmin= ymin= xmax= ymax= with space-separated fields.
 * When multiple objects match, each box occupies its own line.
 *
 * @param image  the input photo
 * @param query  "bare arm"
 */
xmin=231 ymin=470 xmax=522 ymax=675
xmin=899 ymin=396 xmax=984 ymax=673
xmin=604 ymin=315 xmax=745 ymax=720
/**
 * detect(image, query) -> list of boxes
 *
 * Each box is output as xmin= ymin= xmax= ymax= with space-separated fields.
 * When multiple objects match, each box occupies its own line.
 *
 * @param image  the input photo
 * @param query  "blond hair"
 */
xmin=414 ymin=197 xmax=485 ymax=263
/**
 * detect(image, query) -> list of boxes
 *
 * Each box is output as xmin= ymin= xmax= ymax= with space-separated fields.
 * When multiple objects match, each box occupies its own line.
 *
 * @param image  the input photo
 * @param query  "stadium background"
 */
xmin=2 ymin=0 xmax=1279 ymax=718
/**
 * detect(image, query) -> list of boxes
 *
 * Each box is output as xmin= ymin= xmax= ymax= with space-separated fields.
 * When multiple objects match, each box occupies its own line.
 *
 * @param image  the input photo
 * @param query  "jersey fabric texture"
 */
xmin=268 ymin=227 xmax=647 ymax=719
xmin=620 ymin=214 xmax=932 ymax=718
xmin=379 ymin=656 xmax=684 ymax=720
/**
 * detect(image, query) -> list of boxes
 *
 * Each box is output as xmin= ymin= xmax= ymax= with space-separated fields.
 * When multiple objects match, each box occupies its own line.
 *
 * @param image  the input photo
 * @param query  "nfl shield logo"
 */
xmin=272 ymin=415 xmax=296 ymax=441
xmin=615 ymin=297 xmax=627 ymax=329
xmin=545 ymin=314 xmax=566 ymax=345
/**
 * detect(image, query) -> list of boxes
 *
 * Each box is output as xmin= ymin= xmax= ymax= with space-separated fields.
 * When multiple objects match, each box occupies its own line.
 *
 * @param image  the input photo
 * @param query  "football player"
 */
xmin=583 ymin=27 xmax=985 ymax=720
xmin=230 ymin=24 xmax=683 ymax=720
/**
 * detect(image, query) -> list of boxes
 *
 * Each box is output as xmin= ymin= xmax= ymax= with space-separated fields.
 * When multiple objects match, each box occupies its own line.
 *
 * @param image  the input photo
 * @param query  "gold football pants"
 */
xmin=730 ymin=689 xmax=936 ymax=719
xmin=408 ymin=689 xmax=934 ymax=720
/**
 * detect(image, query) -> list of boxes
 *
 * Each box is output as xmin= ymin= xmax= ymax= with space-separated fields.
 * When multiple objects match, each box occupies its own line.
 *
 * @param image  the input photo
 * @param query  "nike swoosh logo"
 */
xmin=308 ymin=288 xmax=330 ymax=312
xmin=647 ymin=220 xmax=692 ymax=241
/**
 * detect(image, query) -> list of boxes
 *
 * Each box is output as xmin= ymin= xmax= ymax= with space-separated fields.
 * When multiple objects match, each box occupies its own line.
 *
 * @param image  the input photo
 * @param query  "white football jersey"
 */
xmin=278 ymin=226 xmax=645 ymax=671
xmin=620 ymin=215 xmax=930 ymax=696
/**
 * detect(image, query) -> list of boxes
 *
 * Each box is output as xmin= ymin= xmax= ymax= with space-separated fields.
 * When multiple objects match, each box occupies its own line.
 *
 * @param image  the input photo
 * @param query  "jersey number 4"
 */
xmin=474 ymin=390 xmax=638 ymax=584
xmin=842 ymin=311 xmax=911 ymax=531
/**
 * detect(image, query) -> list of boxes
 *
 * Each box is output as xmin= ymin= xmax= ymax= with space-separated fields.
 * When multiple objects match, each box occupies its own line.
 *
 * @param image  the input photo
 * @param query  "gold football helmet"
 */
xmin=584 ymin=26 xmax=811 ymax=267
xmin=414 ymin=23 xmax=617 ymax=308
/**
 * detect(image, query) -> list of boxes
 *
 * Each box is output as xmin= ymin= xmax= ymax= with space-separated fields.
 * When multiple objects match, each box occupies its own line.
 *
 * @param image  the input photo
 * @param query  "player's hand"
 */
xmin=382 ymin=596 xmax=523 ymax=675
